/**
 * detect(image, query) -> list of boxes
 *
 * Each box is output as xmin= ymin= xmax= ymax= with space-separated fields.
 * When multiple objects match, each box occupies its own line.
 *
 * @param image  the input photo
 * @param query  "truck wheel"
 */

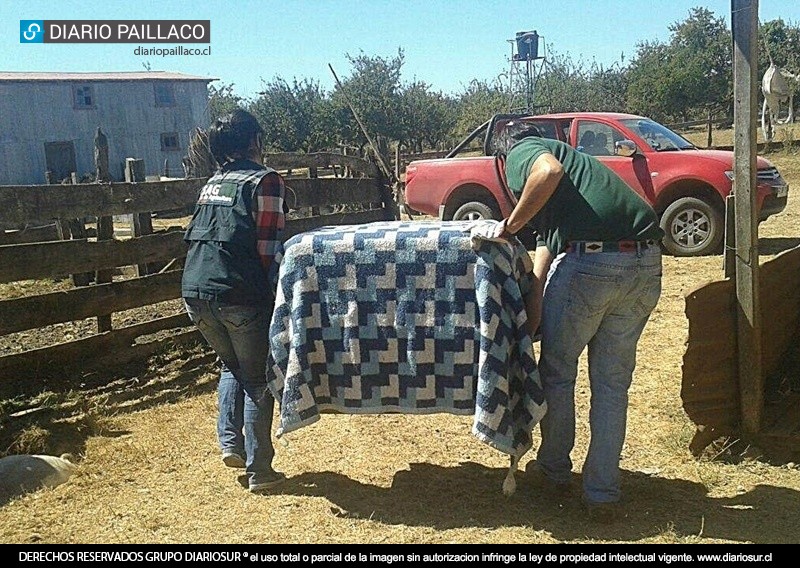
xmin=452 ymin=201 xmax=497 ymax=221
xmin=660 ymin=197 xmax=723 ymax=256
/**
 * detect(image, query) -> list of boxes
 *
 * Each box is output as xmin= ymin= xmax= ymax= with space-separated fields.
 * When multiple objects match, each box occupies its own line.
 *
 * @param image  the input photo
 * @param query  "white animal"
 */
xmin=761 ymin=63 xmax=799 ymax=141
xmin=0 ymin=453 xmax=77 ymax=503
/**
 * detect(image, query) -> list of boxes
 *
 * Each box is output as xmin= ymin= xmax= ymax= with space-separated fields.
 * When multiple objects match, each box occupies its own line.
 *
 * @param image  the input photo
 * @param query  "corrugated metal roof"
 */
xmin=0 ymin=71 xmax=216 ymax=82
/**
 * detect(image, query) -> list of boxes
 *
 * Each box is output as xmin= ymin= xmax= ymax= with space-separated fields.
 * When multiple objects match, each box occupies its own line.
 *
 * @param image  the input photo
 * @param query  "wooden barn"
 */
xmin=0 ymin=71 xmax=214 ymax=186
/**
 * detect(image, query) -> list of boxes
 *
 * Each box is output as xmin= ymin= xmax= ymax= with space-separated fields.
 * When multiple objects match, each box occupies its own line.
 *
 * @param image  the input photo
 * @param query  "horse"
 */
xmin=761 ymin=63 xmax=799 ymax=141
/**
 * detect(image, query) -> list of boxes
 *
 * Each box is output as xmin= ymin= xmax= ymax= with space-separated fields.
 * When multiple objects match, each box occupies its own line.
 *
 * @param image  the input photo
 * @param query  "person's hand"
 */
xmin=491 ymin=218 xmax=513 ymax=241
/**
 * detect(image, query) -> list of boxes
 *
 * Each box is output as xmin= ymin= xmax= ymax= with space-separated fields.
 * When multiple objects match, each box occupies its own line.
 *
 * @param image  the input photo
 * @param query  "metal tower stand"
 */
xmin=507 ymin=30 xmax=548 ymax=114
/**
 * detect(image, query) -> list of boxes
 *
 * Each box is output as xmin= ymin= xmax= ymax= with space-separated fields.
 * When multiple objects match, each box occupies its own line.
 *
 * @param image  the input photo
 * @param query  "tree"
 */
xmin=669 ymin=7 xmax=731 ymax=120
xmin=535 ymin=50 xmax=628 ymax=114
xmin=626 ymin=8 xmax=731 ymax=124
xmin=329 ymin=49 xmax=406 ymax=151
xmin=759 ymin=18 xmax=800 ymax=119
xmin=397 ymin=81 xmax=456 ymax=152
xmin=452 ymin=78 xmax=507 ymax=140
xmin=249 ymin=77 xmax=333 ymax=152
xmin=207 ymin=83 xmax=243 ymax=123
xmin=759 ymin=18 xmax=800 ymax=72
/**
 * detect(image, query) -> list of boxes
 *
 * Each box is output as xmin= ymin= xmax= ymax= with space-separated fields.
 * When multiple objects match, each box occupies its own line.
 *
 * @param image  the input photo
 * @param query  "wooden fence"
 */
xmin=0 ymin=152 xmax=396 ymax=399
xmin=682 ymin=245 xmax=800 ymax=459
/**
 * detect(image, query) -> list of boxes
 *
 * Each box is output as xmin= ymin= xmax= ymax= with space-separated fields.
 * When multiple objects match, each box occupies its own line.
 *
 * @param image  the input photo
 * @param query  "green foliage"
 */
xmin=453 ymin=78 xmax=507 ymax=140
xmin=397 ymin=81 xmax=457 ymax=152
xmin=759 ymin=18 xmax=800 ymax=119
xmin=760 ymin=18 xmax=800 ymax=73
xmin=207 ymin=83 xmax=243 ymax=123
xmin=535 ymin=50 xmax=628 ymax=114
xmin=330 ymin=49 xmax=406 ymax=149
xmin=249 ymin=77 xmax=333 ymax=152
xmin=204 ymin=9 xmax=800 ymax=155
xmin=626 ymin=7 xmax=731 ymax=123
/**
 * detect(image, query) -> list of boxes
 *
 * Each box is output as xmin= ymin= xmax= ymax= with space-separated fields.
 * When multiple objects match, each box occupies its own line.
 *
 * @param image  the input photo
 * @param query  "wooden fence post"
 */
xmin=61 ymin=172 xmax=92 ymax=286
xmin=95 ymin=127 xmax=114 ymax=333
xmin=394 ymin=144 xmax=401 ymax=182
xmin=126 ymin=158 xmax=154 ymax=276
xmin=309 ymin=165 xmax=320 ymax=216
xmin=55 ymin=173 xmax=74 ymax=242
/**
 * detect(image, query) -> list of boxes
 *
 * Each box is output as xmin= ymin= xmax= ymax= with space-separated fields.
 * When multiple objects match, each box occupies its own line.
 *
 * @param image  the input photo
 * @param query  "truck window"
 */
xmin=576 ymin=121 xmax=624 ymax=156
xmin=527 ymin=121 xmax=558 ymax=140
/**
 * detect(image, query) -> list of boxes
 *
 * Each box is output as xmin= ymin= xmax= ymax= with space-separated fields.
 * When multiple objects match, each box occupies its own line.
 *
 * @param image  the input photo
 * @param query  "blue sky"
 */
xmin=2 ymin=1 xmax=798 ymax=99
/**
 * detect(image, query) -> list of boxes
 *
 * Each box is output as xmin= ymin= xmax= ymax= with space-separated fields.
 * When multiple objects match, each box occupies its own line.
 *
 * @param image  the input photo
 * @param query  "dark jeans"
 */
xmin=184 ymin=298 xmax=277 ymax=484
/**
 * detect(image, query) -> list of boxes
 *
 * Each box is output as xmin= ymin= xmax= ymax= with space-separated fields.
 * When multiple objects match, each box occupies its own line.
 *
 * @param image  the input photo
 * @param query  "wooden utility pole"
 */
xmin=731 ymin=0 xmax=763 ymax=437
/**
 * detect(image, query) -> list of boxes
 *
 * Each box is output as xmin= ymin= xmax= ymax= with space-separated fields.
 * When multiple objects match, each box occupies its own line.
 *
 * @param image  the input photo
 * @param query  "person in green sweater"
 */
xmin=497 ymin=130 xmax=664 ymax=521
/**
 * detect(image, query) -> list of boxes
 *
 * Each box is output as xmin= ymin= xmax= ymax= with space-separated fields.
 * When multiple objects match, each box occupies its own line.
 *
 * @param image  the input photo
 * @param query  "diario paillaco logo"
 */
xmin=20 ymin=20 xmax=44 ymax=43
xmin=19 ymin=20 xmax=210 ymax=44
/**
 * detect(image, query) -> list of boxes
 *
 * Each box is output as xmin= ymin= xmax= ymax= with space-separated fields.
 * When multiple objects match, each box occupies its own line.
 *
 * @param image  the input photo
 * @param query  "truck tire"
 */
xmin=452 ymin=201 xmax=497 ymax=221
xmin=660 ymin=196 xmax=723 ymax=256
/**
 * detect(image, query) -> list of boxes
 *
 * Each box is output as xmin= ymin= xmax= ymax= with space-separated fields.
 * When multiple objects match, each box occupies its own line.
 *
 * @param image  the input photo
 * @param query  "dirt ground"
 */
xmin=0 ymin=148 xmax=799 ymax=544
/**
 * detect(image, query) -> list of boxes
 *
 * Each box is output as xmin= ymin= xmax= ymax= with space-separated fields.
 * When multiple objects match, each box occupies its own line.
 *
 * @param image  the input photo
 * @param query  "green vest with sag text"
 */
xmin=181 ymin=160 xmax=275 ymax=305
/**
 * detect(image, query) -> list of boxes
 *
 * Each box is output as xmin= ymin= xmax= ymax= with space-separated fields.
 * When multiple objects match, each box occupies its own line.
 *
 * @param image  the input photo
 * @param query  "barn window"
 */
xmin=73 ymin=85 xmax=94 ymax=108
xmin=160 ymin=132 xmax=180 ymax=151
xmin=154 ymin=83 xmax=175 ymax=106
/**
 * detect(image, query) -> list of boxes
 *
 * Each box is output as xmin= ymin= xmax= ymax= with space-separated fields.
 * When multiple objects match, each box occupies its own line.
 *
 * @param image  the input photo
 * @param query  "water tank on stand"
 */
xmin=514 ymin=31 xmax=539 ymax=61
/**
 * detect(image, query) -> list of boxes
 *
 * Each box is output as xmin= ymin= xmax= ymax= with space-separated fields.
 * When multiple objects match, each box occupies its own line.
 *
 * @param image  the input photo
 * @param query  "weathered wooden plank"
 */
xmin=682 ymin=270 xmax=738 ymax=435
xmin=284 ymin=178 xmax=384 ymax=209
xmin=265 ymin=152 xmax=381 ymax=179
xmin=685 ymin=279 xmax=735 ymax=317
xmin=0 ymin=313 xmax=192 ymax=385
xmin=0 ymin=223 xmax=61 ymax=245
xmin=0 ymin=231 xmax=187 ymax=284
xmin=680 ymin=380 xmax=738 ymax=405
xmin=762 ymin=389 xmax=800 ymax=429
xmin=0 ymin=178 xmax=206 ymax=226
xmin=766 ymin=396 xmax=800 ymax=436
xmin=0 ymin=270 xmax=182 ymax=336
xmin=683 ymin=334 xmax=737 ymax=354
xmin=283 ymin=208 xmax=390 ymax=239
xmin=758 ymin=246 xmax=800 ymax=390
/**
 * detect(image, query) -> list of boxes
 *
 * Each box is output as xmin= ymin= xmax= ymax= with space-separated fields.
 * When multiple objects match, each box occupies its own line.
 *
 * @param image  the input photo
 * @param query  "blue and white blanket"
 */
xmin=266 ymin=220 xmax=546 ymax=490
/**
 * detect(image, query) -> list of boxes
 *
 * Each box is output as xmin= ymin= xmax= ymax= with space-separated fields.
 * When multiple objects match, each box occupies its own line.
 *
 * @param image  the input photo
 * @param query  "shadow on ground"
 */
xmin=278 ymin=462 xmax=800 ymax=543
xmin=0 ymin=344 xmax=216 ymax=458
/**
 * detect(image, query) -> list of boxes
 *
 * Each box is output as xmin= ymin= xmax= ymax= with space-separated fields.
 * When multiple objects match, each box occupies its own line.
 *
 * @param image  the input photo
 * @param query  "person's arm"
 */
xmin=252 ymin=172 xmax=286 ymax=282
xmin=505 ymin=152 xmax=564 ymax=236
xmin=525 ymin=244 xmax=553 ymax=335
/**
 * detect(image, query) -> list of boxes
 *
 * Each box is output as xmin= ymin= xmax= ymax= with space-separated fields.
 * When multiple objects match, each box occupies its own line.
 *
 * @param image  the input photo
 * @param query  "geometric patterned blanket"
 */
xmin=266 ymin=220 xmax=546 ymax=486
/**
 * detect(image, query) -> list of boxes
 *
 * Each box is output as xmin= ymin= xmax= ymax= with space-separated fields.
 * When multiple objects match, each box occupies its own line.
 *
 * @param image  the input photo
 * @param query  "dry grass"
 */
xmin=681 ymin=122 xmax=799 ymax=150
xmin=1 ymin=150 xmax=799 ymax=544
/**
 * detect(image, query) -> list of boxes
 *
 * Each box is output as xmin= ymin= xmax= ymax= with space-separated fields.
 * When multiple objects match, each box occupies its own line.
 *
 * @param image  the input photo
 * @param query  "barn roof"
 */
xmin=0 ymin=71 xmax=216 ymax=82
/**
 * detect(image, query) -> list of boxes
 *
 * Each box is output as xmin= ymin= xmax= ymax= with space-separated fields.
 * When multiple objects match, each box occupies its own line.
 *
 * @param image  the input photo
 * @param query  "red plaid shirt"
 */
xmin=252 ymin=171 xmax=286 ymax=285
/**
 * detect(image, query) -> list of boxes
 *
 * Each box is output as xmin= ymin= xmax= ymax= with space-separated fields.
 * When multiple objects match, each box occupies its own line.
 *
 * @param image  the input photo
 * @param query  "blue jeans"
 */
xmin=535 ymin=246 xmax=662 ymax=504
xmin=184 ymin=298 xmax=276 ymax=484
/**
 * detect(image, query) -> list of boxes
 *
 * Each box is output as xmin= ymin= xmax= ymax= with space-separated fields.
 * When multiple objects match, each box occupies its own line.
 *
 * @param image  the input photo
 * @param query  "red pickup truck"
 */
xmin=404 ymin=112 xmax=789 ymax=256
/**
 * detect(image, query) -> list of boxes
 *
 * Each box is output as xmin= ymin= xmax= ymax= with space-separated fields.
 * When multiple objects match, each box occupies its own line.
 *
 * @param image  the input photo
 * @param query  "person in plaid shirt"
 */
xmin=182 ymin=109 xmax=286 ymax=493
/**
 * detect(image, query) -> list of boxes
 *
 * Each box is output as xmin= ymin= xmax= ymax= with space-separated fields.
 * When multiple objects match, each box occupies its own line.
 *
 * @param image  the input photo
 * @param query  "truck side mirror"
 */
xmin=615 ymin=140 xmax=638 ymax=157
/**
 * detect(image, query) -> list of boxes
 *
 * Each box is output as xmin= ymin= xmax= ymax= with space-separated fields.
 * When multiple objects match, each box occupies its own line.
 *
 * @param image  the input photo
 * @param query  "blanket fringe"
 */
xmin=502 ymin=453 xmax=521 ymax=496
